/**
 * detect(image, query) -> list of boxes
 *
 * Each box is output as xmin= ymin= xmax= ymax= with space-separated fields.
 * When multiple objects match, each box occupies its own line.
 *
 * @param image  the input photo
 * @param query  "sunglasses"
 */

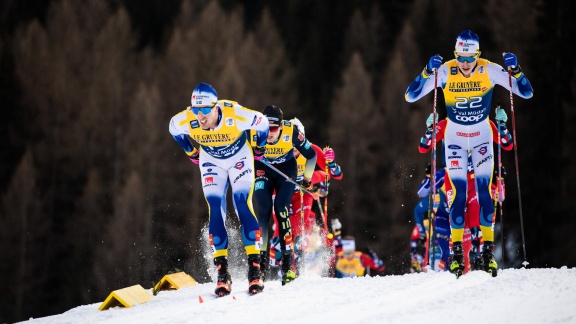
xmin=454 ymin=52 xmax=479 ymax=63
xmin=269 ymin=125 xmax=280 ymax=132
xmin=191 ymin=106 xmax=215 ymax=115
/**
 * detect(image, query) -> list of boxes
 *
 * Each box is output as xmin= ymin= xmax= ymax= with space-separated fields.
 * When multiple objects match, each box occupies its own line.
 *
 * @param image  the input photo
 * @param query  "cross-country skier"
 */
xmin=405 ymin=29 xmax=533 ymax=277
xmin=250 ymin=105 xmax=317 ymax=285
xmin=289 ymin=118 xmax=343 ymax=274
xmin=334 ymin=236 xmax=385 ymax=278
xmin=420 ymin=107 xmax=513 ymax=271
xmin=169 ymin=82 xmax=268 ymax=296
xmin=412 ymin=164 xmax=451 ymax=272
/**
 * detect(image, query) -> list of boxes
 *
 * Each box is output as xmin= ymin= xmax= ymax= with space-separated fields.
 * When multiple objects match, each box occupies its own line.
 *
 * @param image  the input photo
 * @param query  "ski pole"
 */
xmin=506 ymin=64 xmax=528 ymax=265
xmin=260 ymin=160 xmax=315 ymax=195
xmin=429 ymin=67 xmax=439 ymax=269
xmin=299 ymin=186 xmax=305 ymax=275
xmin=323 ymin=143 xmax=330 ymax=232
xmin=300 ymin=187 xmax=305 ymax=237
xmin=495 ymin=104 xmax=505 ymax=268
xmin=316 ymin=199 xmax=325 ymax=223
xmin=422 ymin=176 xmax=432 ymax=269
xmin=423 ymin=67 xmax=439 ymax=269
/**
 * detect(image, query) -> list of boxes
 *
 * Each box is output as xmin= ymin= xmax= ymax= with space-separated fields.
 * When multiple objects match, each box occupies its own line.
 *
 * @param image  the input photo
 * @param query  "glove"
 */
xmin=503 ymin=52 xmax=521 ymax=75
xmin=331 ymin=218 xmax=342 ymax=232
xmin=301 ymin=178 xmax=313 ymax=191
xmin=253 ymin=145 xmax=266 ymax=161
xmin=495 ymin=108 xmax=508 ymax=123
xmin=502 ymin=52 xmax=518 ymax=68
xmin=425 ymin=163 xmax=431 ymax=177
xmin=188 ymin=151 xmax=199 ymax=164
xmin=425 ymin=55 xmax=443 ymax=74
xmin=425 ymin=113 xmax=438 ymax=129
xmin=323 ymin=147 xmax=335 ymax=164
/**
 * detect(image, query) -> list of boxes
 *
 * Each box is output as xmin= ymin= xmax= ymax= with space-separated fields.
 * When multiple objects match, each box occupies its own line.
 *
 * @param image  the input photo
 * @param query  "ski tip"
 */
xmin=198 ymin=295 xmax=204 ymax=303
xmin=233 ymin=295 xmax=236 ymax=300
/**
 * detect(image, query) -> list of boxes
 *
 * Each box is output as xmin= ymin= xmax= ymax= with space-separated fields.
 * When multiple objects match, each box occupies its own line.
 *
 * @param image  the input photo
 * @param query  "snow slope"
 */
xmin=21 ymin=267 xmax=576 ymax=324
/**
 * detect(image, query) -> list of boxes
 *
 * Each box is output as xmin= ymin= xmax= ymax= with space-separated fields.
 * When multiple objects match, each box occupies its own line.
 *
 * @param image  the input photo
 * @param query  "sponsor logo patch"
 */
xmin=456 ymin=131 xmax=480 ymax=137
xmin=476 ymin=154 xmax=493 ymax=167
xmin=233 ymin=169 xmax=252 ymax=183
xmin=455 ymin=114 xmax=484 ymax=122
xmin=234 ymin=161 xmax=245 ymax=170
xmin=252 ymin=116 xmax=262 ymax=126
xmin=478 ymin=146 xmax=488 ymax=156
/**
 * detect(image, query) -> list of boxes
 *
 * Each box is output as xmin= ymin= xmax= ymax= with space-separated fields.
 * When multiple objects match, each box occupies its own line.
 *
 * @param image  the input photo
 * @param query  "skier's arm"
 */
xmin=312 ymin=144 xmax=326 ymax=169
xmin=487 ymin=62 xmax=533 ymax=99
xmin=490 ymin=120 xmax=513 ymax=151
xmin=169 ymin=110 xmax=199 ymax=159
xmin=419 ymin=128 xmax=433 ymax=153
xmin=405 ymin=57 xmax=446 ymax=102
xmin=360 ymin=250 xmax=385 ymax=272
xmin=419 ymin=118 xmax=446 ymax=153
xmin=318 ymin=145 xmax=343 ymax=180
xmin=417 ymin=174 xmax=431 ymax=198
xmin=497 ymin=124 xmax=513 ymax=151
xmin=235 ymin=104 xmax=269 ymax=148
xmin=293 ymin=128 xmax=317 ymax=180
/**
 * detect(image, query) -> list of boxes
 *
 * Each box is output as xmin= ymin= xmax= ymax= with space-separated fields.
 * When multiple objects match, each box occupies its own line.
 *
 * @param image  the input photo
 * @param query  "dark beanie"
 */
xmin=262 ymin=105 xmax=283 ymax=124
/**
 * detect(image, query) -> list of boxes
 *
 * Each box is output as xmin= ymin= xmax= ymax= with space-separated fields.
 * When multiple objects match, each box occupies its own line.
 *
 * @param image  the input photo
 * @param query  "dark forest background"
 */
xmin=1 ymin=0 xmax=575 ymax=322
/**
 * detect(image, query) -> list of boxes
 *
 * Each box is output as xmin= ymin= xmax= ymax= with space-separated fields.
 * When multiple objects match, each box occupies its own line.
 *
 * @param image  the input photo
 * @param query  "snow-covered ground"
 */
xmin=21 ymin=267 xmax=576 ymax=324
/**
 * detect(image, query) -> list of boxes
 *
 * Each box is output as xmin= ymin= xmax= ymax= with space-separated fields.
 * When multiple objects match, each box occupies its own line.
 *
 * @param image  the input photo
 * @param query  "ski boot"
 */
xmin=449 ymin=242 xmax=464 ymax=278
xmin=281 ymin=250 xmax=296 ymax=286
xmin=247 ymin=254 xmax=264 ymax=294
xmin=482 ymin=241 xmax=498 ymax=277
xmin=214 ymin=256 xmax=232 ymax=296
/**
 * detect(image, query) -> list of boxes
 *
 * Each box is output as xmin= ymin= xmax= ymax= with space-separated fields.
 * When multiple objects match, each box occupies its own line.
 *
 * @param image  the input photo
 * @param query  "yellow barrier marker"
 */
xmin=152 ymin=271 xmax=197 ymax=295
xmin=98 ymin=284 xmax=153 ymax=311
